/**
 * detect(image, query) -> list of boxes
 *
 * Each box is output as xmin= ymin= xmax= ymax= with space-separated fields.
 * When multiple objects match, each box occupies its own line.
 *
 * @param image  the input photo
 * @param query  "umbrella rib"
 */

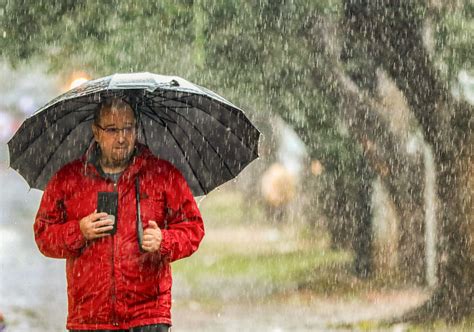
xmin=31 ymin=113 xmax=93 ymax=186
xmin=142 ymin=91 xmax=259 ymax=160
xmin=23 ymin=88 xmax=133 ymax=153
xmin=141 ymin=111 xmax=207 ymax=193
xmin=141 ymin=108 xmax=201 ymax=161
xmin=142 ymin=100 xmax=233 ymax=178
xmin=142 ymin=101 xmax=177 ymax=124
xmin=143 ymin=109 xmax=209 ymax=171
xmin=149 ymin=93 xmax=253 ymax=149
xmin=151 ymin=105 xmax=235 ymax=178
xmin=152 ymin=92 xmax=241 ymax=122
xmin=160 ymin=96 xmax=261 ymax=160
xmin=10 ymin=101 xmax=95 ymax=160
xmin=138 ymin=113 xmax=149 ymax=147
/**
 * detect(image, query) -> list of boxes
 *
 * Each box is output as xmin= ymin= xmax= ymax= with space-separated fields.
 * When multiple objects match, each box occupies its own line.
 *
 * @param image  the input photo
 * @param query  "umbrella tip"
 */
xmin=170 ymin=79 xmax=179 ymax=87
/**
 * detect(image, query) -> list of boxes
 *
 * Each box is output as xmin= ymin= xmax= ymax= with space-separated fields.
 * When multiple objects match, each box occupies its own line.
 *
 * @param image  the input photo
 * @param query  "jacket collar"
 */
xmin=82 ymin=142 xmax=152 ymax=182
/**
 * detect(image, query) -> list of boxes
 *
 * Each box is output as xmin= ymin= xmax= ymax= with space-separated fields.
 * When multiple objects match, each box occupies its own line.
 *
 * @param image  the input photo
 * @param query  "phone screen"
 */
xmin=97 ymin=191 xmax=118 ymax=235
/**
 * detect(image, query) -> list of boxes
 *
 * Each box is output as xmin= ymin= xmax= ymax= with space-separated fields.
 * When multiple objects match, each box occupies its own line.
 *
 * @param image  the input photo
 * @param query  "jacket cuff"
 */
xmin=159 ymin=229 xmax=172 ymax=259
xmin=65 ymin=220 xmax=87 ymax=251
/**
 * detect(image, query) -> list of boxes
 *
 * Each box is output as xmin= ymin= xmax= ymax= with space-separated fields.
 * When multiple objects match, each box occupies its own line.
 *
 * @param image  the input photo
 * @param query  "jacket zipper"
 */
xmin=111 ymin=181 xmax=118 ymax=327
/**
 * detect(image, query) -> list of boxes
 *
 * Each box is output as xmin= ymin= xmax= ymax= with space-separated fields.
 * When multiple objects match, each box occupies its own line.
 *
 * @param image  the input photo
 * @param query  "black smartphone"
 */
xmin=97 ymin=191 xmax=118 ymax=235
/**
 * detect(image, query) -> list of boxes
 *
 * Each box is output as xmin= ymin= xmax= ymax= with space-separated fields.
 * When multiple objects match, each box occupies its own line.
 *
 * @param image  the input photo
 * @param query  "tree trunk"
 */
xmin=341 ymin=29 xmax=428 ymax=284
xmin=344 ymin=0 xmax=474 ymax=322
xmin=352 ymin=158 xmax=374 ymax=278
xmin=301 ymin=15 xmax=428 ymax=283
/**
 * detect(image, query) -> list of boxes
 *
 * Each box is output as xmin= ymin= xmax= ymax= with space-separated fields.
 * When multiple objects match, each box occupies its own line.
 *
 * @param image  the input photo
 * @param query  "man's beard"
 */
xmin=102 ymin=148 xmax=134 ymax=169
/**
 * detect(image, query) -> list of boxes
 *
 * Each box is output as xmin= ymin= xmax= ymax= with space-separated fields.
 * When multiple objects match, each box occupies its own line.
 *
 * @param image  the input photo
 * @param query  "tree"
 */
xmin=202 ymin=0 xmax=473 ymax=320
xmin=203 ymin=0 xmax=377 ymax=277
xmin=342 ymin=0 xmax=473 ymax=322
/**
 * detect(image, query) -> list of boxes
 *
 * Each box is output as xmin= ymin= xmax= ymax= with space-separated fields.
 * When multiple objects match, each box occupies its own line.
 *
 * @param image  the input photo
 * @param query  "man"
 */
xmin=34 ymin=98 xmax=205 ymax=331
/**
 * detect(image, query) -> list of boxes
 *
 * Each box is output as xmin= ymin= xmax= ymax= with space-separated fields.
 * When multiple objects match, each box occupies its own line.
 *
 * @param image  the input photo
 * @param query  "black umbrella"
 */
xmin=8 ymin=72 xmax=260 ymax=196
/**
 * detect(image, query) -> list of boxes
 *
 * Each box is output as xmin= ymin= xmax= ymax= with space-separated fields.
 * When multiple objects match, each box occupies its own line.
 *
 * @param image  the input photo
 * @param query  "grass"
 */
xmin=174 ymin=243 xmax=353 ymax=300
xmin=196 ymin=187 xmax=265 ymax=227
xmin=173 ymin=189 xmax=474 ymax=331
xmin=175 ymin=188 xmax=367 ymax=303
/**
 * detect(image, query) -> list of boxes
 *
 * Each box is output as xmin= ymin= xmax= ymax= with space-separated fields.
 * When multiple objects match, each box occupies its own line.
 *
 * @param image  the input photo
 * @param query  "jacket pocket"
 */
xmin=139 ymin=193 xmax=166 ymax=228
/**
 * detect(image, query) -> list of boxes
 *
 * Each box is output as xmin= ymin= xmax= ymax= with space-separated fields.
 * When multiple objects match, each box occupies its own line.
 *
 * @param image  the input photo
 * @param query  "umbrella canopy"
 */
xmin=8 ymin=72 xmax=260 ymax=196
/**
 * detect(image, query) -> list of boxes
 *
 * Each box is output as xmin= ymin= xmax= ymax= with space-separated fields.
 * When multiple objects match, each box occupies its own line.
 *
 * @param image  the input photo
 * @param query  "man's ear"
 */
xmin=92 ymin=124 xmax=99 ymax=142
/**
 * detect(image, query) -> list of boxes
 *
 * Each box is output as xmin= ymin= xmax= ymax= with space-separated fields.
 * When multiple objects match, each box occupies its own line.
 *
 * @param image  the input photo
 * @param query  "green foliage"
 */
xmin=202 ymin=1 xmax=349 ymax=163
xmin=1 ymin=0 xmax=470 ymax=227
xmin=0 ymin=0 xmax=359 ymax=166
xmin=433 ymin=1 xmax=474 ymax=78
xmin=1 ymin=1 xmax=196 ymax=75
xmin=1 ymin=0 xmax=76 ymax=60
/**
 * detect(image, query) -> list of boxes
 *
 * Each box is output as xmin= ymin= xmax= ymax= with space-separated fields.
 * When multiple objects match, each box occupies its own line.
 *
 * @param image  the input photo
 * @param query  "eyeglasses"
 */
xmin=96 ymin=124 xmax=136 ymax=136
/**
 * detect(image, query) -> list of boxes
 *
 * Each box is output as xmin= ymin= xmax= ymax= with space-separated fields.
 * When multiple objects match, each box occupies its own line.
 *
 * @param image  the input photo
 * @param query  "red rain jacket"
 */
xmin=34 ymin=144 xmax=204 ymax=330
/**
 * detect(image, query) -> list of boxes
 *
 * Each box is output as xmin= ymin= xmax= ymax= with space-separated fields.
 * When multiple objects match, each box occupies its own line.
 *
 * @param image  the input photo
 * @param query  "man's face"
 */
xmin=92 ymin=105 xmax=137 ymax=168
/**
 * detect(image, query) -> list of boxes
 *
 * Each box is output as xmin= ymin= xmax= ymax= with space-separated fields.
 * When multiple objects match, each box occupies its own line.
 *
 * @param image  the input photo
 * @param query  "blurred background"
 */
xmin=0 ymin=1 xmax=473 ymax=331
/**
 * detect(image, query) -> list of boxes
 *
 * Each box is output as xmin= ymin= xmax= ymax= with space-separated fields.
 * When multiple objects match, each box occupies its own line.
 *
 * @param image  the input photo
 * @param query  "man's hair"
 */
xmin=94 ymin=97 xmax=137 ymax=125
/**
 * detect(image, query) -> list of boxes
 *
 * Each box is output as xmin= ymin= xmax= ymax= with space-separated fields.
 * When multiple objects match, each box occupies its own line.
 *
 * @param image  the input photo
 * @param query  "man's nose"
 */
xmin=117 ymin=130 xmax=126 ymax=142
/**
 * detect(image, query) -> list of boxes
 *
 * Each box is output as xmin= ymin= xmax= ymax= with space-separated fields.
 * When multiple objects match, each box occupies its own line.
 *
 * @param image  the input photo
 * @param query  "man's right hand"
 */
xmin=79 ymin=210 xmax=114 ymax=240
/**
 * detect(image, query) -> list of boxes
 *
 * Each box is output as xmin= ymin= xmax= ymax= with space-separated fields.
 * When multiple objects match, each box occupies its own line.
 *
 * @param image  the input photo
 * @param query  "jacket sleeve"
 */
xmin=34 ymin=169 xmax=87 ymax=259
xmin=159 ymin=165 xmax=205 ymax=263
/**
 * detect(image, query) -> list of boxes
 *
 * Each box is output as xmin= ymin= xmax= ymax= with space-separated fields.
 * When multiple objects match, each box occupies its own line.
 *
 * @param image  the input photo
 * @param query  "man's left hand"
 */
xmin=142 ymin=220 xmax=162 ymax=252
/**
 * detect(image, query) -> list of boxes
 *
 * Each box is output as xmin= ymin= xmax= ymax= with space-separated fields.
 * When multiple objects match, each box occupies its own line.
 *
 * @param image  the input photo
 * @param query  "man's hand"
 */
xmin=142 ymin=220 xmax=162 ymax=252
xmin=79 ymin=210 xmax=114 ymax=240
